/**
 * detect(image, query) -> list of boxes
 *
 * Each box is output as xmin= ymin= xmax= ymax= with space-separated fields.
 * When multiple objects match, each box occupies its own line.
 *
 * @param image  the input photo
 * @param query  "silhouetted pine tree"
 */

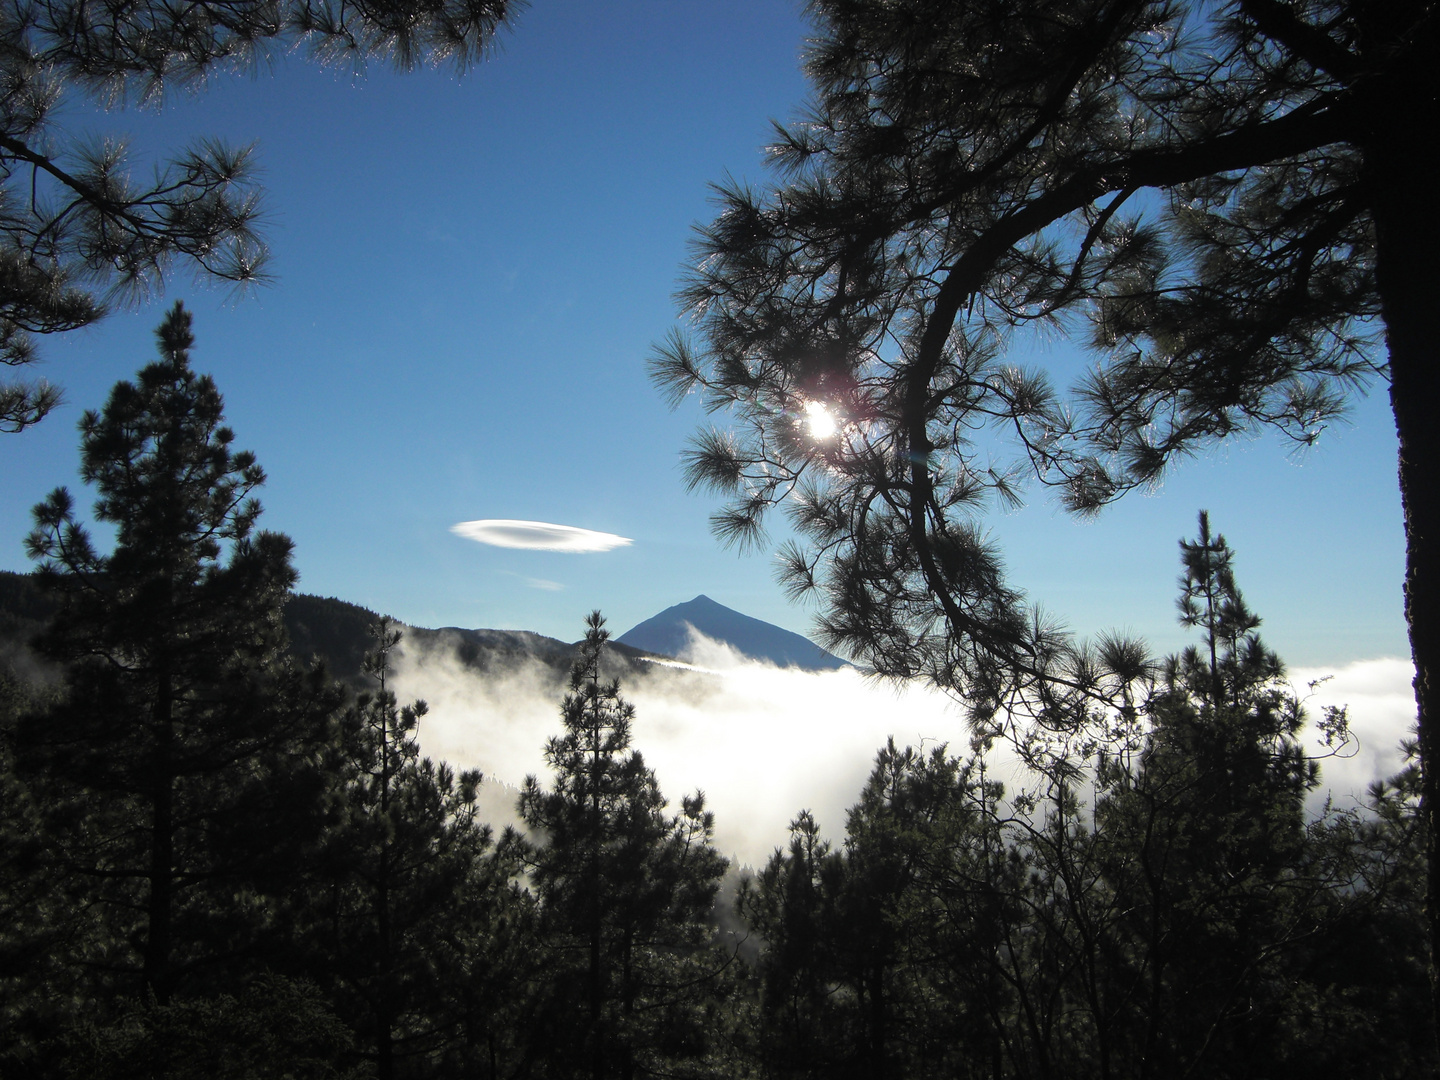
xmin=1085 ymin=512 xmax=1375 ymax=1076
xmin=15 ymin=303 xmax=342 ymax=1010
xmin=514 ymin=611 xmax=731 ymax=1080
xmin=654 ymin=0 xmax=1440 ymax=1011
xmin=737 ymin=514 xmax=1433 ymax=1079
xmin=296 ymin=618 xmax=532 ymax=1080
xmin=735 ymin=810 xmax=845 ymax=1078
xmin=739 ymin=748 xmax=1021 ymax=1080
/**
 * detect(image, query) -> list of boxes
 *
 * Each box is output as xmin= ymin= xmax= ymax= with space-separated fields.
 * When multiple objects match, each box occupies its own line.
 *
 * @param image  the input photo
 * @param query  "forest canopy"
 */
xmin=0 ymin=304 xmax=1432 ymax=1078
xmin=653 ymin=0 xmax=1437 ymax=1015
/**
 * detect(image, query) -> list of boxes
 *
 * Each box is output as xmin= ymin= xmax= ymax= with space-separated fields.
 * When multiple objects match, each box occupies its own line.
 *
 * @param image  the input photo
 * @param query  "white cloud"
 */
xmin=451 ymin=519 xmax=633 ymax=553
xmin=391 ymin=630 xmax=1418 ymax=870
xmin=498 ymin=569 xmax=567 ymax=591
xmin=393 ymin=627 xmax=1024 ymax=867
xmin=1291 ymin=657 xmax=1417 ymax=810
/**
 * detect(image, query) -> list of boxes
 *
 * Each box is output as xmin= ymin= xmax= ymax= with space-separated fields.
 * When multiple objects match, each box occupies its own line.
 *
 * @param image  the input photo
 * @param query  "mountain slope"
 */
xmin=0 ymin=571 xmax=658 ymax=688
xmin=616 ymin=594 xmax=847 ymax=671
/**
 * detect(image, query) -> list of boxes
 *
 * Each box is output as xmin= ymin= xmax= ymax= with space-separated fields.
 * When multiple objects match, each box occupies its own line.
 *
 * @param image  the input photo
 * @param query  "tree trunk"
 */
xmin=1369 ymin=77 xmax=1440 ymax=1046
xmin=145 ymin=669 xmax=175 ymax=1005
xmin=380 ymin=685 xmax=397 ymax=1080
xmin=378 ymin=715 xmax=395 ymax=1080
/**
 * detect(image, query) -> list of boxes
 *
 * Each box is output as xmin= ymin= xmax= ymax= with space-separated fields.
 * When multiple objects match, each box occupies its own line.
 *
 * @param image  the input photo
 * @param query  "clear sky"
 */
xmin=0 ymin=0 xmax=1410 ymax=674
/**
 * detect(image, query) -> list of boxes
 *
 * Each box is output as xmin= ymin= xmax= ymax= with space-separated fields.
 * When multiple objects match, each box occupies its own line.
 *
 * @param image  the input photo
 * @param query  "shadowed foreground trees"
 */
xmin=0 ymin=306 xmax=1431 ymax=1075
xmin=0 ymin=304 xmax=541 ymax=1078
xmin=295 ymin=617 xmax=533 ymax=1080
xmin=739 ymin=515 xmax=1432 ymax=1079
xmin=513 ymin=611 xmax=735 ymax=1080
xmin=653 ymin=0 xmax=1440 ymax=1009
xmin=16 ymin=302 xmax=340 ymax=1009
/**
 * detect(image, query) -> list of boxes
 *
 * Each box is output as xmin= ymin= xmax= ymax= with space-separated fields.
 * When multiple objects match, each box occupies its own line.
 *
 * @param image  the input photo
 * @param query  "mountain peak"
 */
xmin=616 ymin=596 xmax=846 ymax=671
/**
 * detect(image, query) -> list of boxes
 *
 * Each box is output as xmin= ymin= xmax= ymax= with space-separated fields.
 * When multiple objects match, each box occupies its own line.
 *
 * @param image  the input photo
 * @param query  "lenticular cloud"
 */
xmin=451 ymin=519 xmax=633 ymax=553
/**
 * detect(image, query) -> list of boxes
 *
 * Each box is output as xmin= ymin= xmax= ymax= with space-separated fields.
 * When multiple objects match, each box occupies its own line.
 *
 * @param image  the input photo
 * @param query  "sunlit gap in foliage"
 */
xmin=803 ymin=399 xmax=838 ymax=440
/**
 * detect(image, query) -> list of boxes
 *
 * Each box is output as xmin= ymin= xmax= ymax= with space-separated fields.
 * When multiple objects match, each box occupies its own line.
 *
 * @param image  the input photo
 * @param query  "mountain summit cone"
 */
xmin=616 ymin=595 xmax=847 ymax=671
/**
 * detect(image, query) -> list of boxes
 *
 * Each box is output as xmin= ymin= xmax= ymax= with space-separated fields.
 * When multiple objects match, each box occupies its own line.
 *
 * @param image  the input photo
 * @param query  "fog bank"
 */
xmin=393 ymin=632 xmax=1416 ymax=868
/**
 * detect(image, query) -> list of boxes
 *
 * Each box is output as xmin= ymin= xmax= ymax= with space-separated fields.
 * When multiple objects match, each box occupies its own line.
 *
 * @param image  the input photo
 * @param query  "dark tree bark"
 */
xmin=1372 ymin=131 xmax=1440 ymax=1039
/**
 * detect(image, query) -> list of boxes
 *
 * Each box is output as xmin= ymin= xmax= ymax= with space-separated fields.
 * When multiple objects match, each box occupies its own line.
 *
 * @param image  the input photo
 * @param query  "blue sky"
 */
xmin=0 ymin=0 xmax=1409 ymax=672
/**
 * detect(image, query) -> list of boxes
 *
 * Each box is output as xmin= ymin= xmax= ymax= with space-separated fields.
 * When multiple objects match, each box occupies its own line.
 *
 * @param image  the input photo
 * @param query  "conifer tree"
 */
xmin=736 ymin=810 xmax=846 ymax=1077
xmin=737 ymin=516 xmax=1432 ymax=1078
xmin=299 ymin=617 xmax=530 ymax=1080
xmin=1 ymin=0 xmax=519 ymax=428
xmin=652 ymin=0 xmax=1440 ymax=1003
xmin=939 ymin=513 xmax=1360 ymax=1078
xmin=17 ymin=302 xmax=340 ymax=1006
xmin=1083 ymin=513 xmax=1363 ymax=1075
xmin=515 ymin=611 xmax=730 ymax=1080
xmin=739 ymin=749 xmax=1020 ymax=1080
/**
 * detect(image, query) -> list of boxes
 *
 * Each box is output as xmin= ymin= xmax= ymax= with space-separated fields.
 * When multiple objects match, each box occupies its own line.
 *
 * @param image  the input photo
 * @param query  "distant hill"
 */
xmin=616 ymin=594 xmax=847 ymax=671
xmin=0 ymin=570 xmax=57 ymax=683
xmin=284 ymin=592 xmax=384 ymax=683
xmin=0 ymin=570 xmax=659 ymax=688
xmin=285 ymin=596 xmax=657 ymax=688
xmin=400 ymin=623 xmax=657 ymax=693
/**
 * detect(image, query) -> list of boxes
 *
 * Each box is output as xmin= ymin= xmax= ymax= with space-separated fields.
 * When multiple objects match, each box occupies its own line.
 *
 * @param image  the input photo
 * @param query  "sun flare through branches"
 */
xmin=803 ymin=399 xmax=838 ymax=440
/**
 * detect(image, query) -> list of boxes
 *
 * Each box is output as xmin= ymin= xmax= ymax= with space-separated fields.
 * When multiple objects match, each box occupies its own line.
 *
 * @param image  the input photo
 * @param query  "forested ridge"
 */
xmin=0 ymin=572 xmax=657 ymax=691
xmin=0 ymin=302 xmax=1432 ymax=1078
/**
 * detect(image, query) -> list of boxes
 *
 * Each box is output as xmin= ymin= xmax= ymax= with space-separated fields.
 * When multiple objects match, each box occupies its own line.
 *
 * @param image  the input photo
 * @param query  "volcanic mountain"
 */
xmin=616 ymin=594 xmax=847 ymax=671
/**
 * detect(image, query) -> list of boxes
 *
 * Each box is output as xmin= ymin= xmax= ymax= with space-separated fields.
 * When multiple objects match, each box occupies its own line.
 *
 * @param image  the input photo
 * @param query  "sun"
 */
xmin=804 ymin=399 xmax=838 ymax=439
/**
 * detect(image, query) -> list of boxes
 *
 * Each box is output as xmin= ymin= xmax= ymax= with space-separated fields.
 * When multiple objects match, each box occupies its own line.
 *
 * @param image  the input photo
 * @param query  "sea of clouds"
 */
xmin=392 ymin=631 xmax=1418 ymax=869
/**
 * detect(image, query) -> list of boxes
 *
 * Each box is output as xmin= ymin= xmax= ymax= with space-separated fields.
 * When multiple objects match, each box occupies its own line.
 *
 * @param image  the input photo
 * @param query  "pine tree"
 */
xmin=739 ymin=747 xmax=1022 ymax=1080
xmin=515 ymin=611 xmax=730 ymax=1080
xmin=736 ymin=810 xmax=847 ymax=1078
xmin=738 ymin=517 xmax=1432 ymax=1079
xmin=17 ymin=302 xmax=341 ymax=1006
xmin=1086 ymin=512 xmax=1344 ymax=1076
xmin=1 ymin=0 xmax=519 ymax=429
xmin=651 ymin=0 xmax=1440 ymax=1006
xmin=298 ymin=617 xmax=530 ymax=1080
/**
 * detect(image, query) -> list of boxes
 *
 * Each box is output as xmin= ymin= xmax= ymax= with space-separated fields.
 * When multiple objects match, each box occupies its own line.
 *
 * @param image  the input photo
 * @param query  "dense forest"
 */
xmin=0 ymin=304 xmax=1432 ymax=1078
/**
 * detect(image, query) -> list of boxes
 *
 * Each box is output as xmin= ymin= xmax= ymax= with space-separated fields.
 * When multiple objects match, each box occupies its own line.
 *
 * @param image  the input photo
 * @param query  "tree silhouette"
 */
xmin=514 ymin=611 xmax=730 ymax=1080
xmin=653 ymin=0 xmax=1440 ymax=1007
xmin=736 ymin=514 xmax=1429 ymax=1078
xmin=298 ymin=617 xmax=528 ymax=1080
xmin=18 ymin=302 xmax=340 ymax=1005
xmin=1086 ymin=512 xmax=1328 ymax=1075
xmin=0 ymin=0 xmax=519 ymax=430
xmin=739 ymin=758 xmax=1019 ymax=1080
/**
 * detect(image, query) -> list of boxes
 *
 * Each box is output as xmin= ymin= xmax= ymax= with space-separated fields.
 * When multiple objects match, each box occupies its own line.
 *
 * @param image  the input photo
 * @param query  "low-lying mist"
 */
xmin=392 ymin=631 xmax=1417 ymax=869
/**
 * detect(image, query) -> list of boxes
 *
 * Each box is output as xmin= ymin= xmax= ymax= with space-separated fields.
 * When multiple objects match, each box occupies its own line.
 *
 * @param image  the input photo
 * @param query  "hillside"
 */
xmin=0 ymin=570 xmax=660 ymax=689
